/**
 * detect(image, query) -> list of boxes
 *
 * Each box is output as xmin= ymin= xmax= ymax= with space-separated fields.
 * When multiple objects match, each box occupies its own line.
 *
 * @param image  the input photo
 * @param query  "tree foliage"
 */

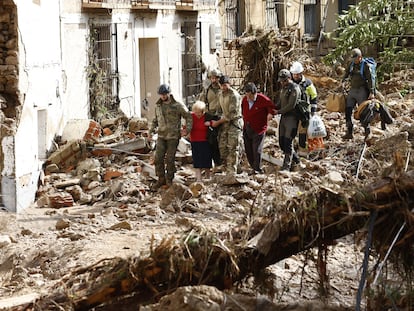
xmin=323 ymin=0 xmax=414 ymax=81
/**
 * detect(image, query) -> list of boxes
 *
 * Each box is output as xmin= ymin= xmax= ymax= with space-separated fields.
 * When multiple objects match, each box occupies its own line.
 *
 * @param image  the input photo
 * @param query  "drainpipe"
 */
xmin=111 ymin=23 xmax=119 ymax=103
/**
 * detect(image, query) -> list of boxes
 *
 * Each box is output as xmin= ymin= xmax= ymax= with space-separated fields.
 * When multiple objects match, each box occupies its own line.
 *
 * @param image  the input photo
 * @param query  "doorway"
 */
xmin=139 ymin=38 xmax=160 ymax=121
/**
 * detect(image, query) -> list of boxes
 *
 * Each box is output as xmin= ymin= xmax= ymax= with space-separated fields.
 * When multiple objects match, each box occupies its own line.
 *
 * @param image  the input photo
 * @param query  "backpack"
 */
xmin=358 ymin=99 xmax=393 ymax=131
xmin=359 ymin=101 xmax=379 ymax=129
xmin=350 ymin=57 xmax=377 ymax=90
xmin=291 ymin=82 xmax=310 ymax=127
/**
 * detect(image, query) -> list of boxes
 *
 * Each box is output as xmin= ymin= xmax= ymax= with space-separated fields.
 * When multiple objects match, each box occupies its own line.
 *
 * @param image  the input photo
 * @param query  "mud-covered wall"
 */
xmin=0 ymin=0 xmax=20 ymax=209
xmin=0 ymin=1 xmax=19 ymax=108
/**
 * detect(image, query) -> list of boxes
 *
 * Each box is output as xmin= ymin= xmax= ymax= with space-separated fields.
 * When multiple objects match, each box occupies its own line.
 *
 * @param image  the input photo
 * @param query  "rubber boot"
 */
xmin=342 ymin=124 xmax=353 ymax=140
xmin=166 ymin=177 xmax=173 ymax=187
xmin=343 ymin=110 xmax=354 ymax=140
xmin=280 ymin=154 xmax=291 ymax=171
xmin=364 ymin=126 xmax=371 ymax=141
xmin=298 ymin=133 xmax=307 ymax=151
xmin=151 ymin=177 xmax=166 ymax=191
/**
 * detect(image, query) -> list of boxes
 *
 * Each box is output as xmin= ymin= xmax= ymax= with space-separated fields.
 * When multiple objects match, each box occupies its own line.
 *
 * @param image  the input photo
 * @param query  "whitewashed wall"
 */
xmin=6 ymin=0 xmax=218 ymax=212
xmin=7 ymin=0 xmax=62 ymax=212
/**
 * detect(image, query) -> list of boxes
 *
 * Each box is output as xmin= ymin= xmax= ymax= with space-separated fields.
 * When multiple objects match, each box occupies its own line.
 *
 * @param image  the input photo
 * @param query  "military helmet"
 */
xmin=209 ymin=69 xmax=221 ymax=78
xmin=219 ymin=75 xmax=230 ymax=85
xmin=158 ymin=84 xmax=171 ymax=95
xmin=278 ymin=69 xmax=291 ymax=81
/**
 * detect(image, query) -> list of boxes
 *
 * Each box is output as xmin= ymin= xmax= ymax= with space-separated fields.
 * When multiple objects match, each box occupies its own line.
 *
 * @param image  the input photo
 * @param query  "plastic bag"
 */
xmin=308 ymin=137 xmax=324 ymax=152
xmin=307 ymin=114 xmax=327 ymax=138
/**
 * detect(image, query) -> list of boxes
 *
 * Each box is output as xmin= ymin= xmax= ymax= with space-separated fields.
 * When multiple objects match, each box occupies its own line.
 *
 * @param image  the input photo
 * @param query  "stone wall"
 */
xmin=0 ymin=1 xmax=19 ymax=102
xmin=0 ymin=1 xmax=19 ymax=209
xmin=218 ymin=44 xmax=245 ymax=92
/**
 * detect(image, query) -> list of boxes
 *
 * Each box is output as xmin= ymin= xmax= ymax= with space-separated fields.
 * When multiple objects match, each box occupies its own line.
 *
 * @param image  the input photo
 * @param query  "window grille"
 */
xmin=181 ymin=22 xmax=203 ymax=107
xmin=304 ymin=4 xmax=317 ymax=36
xmin=265 ymin=0 xmax=278 ymax=29
xmin=89 ymin=23 xmax=119 ymax=119
xmin=224 ymin=0 xmax=238 ymax=40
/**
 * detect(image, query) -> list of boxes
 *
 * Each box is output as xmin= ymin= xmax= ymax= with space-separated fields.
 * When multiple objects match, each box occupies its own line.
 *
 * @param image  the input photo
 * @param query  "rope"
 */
xmin=355 ymin=142 xmax=367 ymax=179
xmin=372 ymin=221 xmax=406 ymax=286
xmin=355 ymin=209 xmax=378 ymax=311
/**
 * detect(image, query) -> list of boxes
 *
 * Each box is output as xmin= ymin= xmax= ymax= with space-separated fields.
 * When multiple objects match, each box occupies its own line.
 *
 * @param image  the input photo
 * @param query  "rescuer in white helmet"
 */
xmin=289 ymin=61 xmax=319 ymax=157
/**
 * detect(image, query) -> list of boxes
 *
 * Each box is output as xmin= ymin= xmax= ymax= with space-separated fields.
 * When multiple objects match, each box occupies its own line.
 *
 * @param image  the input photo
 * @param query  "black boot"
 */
xmin=343 ymin=112 xmax=354 ymax=140
xmin=151 ymin=177 xmax=166 ymax=191
xmin=342 ymin=125 xmax=353 ymax=140
xmin=290 ymin=153 xmax=300 ymax=172
xmin=281 ymin=154 xmax=291 ymax=171
xmin=292 ymin=153 xmax=300 ymax=164
xmin=364 ymin=127 xmax=371 ymax=141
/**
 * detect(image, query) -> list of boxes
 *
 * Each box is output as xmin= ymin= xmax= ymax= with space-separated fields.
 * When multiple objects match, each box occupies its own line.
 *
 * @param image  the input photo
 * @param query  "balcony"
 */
xmin=81 ymin=0 xmax=216 ymax=11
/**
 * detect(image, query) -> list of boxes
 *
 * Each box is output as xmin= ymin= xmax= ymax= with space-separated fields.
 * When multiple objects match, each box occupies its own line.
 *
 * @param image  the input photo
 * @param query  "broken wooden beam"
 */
xmin=7 ymin=169 xmax=414 ymax=310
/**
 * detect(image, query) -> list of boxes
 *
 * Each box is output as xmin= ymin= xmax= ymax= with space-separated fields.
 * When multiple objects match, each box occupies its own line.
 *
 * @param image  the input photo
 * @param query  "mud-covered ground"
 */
xmin=0 ymin=69 xmax=413 ymax=310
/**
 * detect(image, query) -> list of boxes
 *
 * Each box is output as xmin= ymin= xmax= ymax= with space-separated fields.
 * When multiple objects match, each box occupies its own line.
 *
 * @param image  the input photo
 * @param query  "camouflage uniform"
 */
xmin=218 ymin=86 xmax=243 ymax=175
xmin=198 ymin=81 xmax=221 ymax=115
xmin=199 ymin=81 xmax=222 ymax=165
xmin=150 ymin=94 xmax=192 ymax=183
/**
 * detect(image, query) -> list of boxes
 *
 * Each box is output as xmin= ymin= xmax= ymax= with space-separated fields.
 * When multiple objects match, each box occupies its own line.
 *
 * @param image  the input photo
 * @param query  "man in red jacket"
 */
xmin=241 ymin=82 xmax=276 ymax=174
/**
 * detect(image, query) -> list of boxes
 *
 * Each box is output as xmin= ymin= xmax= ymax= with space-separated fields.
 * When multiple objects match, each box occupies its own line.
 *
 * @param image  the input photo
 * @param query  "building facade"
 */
xmin=0 ymin=0 xmax=219 ymax=212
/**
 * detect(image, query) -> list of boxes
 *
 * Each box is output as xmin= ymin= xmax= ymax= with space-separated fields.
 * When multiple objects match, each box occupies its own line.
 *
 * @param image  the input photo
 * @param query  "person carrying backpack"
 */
xmin=290 ymin=61 xmax=318 ymax=157
xmin=342 ymin=48 xmax=376 ymax=140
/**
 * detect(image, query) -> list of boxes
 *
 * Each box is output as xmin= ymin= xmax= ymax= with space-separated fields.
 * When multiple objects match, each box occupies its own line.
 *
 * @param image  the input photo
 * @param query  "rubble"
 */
xmin=0 ymin=68 xmax=413 ymax=310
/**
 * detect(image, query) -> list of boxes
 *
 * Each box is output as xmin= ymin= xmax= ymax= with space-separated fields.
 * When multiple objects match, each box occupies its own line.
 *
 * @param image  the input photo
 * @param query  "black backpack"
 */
xmin=359 ymin=101 xmax=393 ymax=130
xmin=293 ymin=82 xmax=310 ymax=127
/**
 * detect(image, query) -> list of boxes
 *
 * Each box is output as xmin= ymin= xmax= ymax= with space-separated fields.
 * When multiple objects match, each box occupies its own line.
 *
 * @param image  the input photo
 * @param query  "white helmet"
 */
xmin=290 ymin=61 xmax=304 ymax=74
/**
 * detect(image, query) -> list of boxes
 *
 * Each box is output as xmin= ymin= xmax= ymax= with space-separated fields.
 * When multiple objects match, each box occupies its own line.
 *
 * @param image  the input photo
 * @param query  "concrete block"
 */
xmin=61 ymin=119 xmax=92 ymax=142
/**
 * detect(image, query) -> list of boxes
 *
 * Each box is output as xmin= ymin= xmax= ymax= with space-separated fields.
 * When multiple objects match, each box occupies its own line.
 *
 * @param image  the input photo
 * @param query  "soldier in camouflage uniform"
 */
xmin=198 ymin=69 xmax=222 ymax=166
xmin=149 ymin=84 xmax=192 ymax=190
xmin=210 ymin=75 xmax=243 ymax=178
xmin=198 ymin=69 xmax=221 ymax=116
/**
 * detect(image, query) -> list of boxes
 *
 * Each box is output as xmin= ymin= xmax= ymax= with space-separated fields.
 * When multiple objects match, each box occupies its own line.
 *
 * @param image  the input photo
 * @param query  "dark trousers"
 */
xmin=243 ymin=124 xmax=265 ymax=172
xmin=345 ymin=86 xmax=369 ymax=132
xmin=209 ymin=135 xmax=221 ymax=166
xmin=279 ymin=115 xmax=298 ymax=155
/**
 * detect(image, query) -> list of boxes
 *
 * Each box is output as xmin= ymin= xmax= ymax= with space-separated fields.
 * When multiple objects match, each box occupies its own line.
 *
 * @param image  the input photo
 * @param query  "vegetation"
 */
xmin=323 ymin=0 xmax=414 ymax=82
xmin=86 ymin=28 xmax=117 ymax=121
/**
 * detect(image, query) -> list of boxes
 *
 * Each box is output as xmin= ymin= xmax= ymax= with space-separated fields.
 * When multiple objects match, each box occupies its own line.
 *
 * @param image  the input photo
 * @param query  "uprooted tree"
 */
xmin=20 ymin=150 xmax=414 ymax=311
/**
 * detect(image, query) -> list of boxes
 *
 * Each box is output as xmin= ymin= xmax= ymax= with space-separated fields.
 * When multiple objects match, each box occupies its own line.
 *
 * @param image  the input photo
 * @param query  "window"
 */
xmin=338 ymin=0 xmax=357 ymax=14
xmin=304 ymin=3 xmax=317 ymax=37
xmin=265 ymin=0 xmax=278 ymax=29
xmin=181 ymin=22 xmax=203 ymax=107
xmin=224 ymin=0 xmax=244 ymax=40
xmin=265 ymin=0 xmax=286 ymax=29
xmin=88 ymin=23 xmax=119 ymax=120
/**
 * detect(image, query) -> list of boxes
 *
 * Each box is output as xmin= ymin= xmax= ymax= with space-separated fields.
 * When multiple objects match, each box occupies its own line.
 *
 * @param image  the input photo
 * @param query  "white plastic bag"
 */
xmin=307 ymin=114 xmax=327 ymax=138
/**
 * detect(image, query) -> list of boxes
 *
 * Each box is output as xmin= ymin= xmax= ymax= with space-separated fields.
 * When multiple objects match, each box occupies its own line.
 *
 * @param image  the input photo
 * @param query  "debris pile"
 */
xmin=1 ymin=64 xmax=414 ymax=310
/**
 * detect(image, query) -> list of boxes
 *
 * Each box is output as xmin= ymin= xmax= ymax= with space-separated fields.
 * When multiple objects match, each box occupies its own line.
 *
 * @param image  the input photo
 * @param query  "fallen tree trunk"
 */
xmin=16 ymin=170 xmax=414 ymax=310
